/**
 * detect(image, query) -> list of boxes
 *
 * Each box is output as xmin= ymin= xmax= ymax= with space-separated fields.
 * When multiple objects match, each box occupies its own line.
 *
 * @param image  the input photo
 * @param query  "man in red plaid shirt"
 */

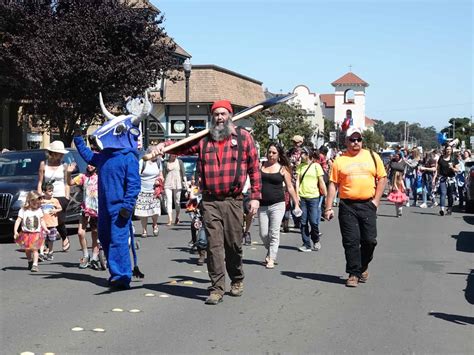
xmin=157 ymin=100 xmax=261 ymax=305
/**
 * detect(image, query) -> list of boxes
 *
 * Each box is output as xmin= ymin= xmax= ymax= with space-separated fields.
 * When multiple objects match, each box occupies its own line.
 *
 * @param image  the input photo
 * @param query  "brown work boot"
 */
xmin=346 ymin=274 xmax=359 ymax=287
xmin=230 ymin=281 xmax=244 ymax=297
xmin=197 ymin=250 xmax=206 ymax=266
xmin=205 ymin=293 xmax=223 ymax=305
xmin=360 ymin=269 xmax=369 ymax=283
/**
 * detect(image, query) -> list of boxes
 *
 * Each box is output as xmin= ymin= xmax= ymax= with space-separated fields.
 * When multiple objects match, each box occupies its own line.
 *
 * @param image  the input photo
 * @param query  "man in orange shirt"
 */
xmin=324 ymin=127 xmax=387 ymax=287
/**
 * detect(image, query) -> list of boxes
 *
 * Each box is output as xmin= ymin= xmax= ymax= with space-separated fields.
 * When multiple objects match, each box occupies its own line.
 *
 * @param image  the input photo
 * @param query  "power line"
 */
xmin=371 ymin=102 xmax=473 ymax=113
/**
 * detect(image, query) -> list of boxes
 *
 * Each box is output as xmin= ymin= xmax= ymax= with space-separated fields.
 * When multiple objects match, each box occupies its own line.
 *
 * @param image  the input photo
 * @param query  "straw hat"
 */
xmin=47 ymin=140 xmax=68 ymax=154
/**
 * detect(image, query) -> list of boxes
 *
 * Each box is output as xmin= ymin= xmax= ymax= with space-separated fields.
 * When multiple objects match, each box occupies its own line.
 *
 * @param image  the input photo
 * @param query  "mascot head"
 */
xmin=89 ymin=92 xmax=151 ymax=151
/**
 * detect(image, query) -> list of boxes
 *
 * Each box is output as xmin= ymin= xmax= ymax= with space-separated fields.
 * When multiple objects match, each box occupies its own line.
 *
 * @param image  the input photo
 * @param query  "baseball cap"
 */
xmin=345 ymin=127 xmax=362 ymax=137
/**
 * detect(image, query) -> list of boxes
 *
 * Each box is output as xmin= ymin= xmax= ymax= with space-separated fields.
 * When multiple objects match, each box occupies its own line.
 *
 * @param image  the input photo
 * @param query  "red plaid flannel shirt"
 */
xmin=167 ymin=129 xmax=261 ymax=200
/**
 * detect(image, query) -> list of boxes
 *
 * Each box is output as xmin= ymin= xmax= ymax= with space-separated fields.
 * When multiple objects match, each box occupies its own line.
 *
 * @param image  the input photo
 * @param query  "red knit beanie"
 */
xmin=211 ymin=100 xmax=233 ymax=114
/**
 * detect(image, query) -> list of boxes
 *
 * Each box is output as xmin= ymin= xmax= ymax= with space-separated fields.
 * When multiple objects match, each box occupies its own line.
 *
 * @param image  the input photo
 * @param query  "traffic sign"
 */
xmin=267 ymin=118 xmax=281 ymax=125
xmin=268 ymin=124 xmax=280 ymax=139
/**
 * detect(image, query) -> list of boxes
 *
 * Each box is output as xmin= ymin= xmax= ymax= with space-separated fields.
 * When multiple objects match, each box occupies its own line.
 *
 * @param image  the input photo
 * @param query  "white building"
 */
xmin=289 ymin=85 xmax=325 ymax=148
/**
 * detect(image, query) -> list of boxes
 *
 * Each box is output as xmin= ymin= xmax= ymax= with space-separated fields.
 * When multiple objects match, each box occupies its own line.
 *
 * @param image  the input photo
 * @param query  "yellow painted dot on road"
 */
xmin=193 ymin=270 xmax=202 ymax=273
xmin=129 ymin=309 xmax=141 ymax=313
xmin=159 ymin=294 xmax=170 ymax=298
xmin=44 ymin=352 xmax=55 ymax=355
xmin=92 ymin=328 xmax=105 ymax=332
xmin=169 ymin=280 xmax=178 ymax=284
xmin=112 ymin=308 xmax=124 ymax=312
xmin=71 ymin=327 xmax=84 ymax=332
xmin=252 ymin=241 xmax=258 ymax=245
xmin=144 ymin=293 xmax=156 ymax=297
xmin=183 ymin=281 xmax=193 ymax=285
xmin=250 ymin=247 xmax=257 ymax=250
xmin=20 ymin=352 xmax=35 ymax=355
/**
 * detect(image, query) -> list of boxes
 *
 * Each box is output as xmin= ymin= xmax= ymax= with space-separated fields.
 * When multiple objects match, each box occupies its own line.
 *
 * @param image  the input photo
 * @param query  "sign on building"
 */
xmin=329 ymin=131 xmax=336 ymax=142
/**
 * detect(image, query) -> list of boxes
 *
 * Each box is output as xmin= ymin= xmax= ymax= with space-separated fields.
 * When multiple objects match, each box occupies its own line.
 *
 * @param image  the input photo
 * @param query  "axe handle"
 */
xmin=163 ymin=105 xmax=262 ymax=153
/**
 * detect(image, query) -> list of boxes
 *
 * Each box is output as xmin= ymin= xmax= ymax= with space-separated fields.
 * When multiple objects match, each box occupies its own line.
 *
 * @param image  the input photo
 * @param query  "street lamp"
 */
xmin=183 ymin=58 xmax=192 ymax=137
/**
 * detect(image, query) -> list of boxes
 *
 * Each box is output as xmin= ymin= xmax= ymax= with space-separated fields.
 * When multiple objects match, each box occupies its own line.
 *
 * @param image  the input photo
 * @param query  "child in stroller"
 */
xmin=185 ymin=177 xmax=207 ymax=266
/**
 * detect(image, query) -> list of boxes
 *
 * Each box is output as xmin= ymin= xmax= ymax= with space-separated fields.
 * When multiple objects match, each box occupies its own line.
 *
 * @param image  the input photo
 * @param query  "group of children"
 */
xmin=14 ymin=163 xmax=100 ymax=272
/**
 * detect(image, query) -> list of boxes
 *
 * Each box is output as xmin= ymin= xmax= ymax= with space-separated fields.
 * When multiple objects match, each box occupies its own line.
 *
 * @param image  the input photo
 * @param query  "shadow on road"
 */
xmin=376 ymin=214 xmax=398 ymax=218
xmin=428 ymin=312 xmax=474 ymax=325
xmin=280 ymin=271 xmax=345 ymax=285
xmin=451 ymin=231 xmax=474 ymax=253
xmin=39 ymin=270 xmax=109 ymax=287
xmin=143 ymin=283 xmax=208 ymax=301
xmin=278 ymin=245 xmax=301 ymax=252
xmin=463 ymin=215 xmax=474 ymax=225
xmin=447 ymin=270 xmax=474 ymax=305
xmin=171 ymin=258 xmax=199 ymax=265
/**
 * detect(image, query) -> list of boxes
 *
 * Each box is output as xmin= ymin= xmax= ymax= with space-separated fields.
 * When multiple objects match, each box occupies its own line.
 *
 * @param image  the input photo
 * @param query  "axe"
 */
xmin=163 ymin=93 xmax=296 ymax=153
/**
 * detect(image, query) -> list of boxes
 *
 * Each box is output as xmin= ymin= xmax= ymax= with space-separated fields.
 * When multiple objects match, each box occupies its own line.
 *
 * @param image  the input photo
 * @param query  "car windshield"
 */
xmin=181 ymin=157 xmax=197 ymax=178
xmin=0 ymin=151 xmax=47 ymax=176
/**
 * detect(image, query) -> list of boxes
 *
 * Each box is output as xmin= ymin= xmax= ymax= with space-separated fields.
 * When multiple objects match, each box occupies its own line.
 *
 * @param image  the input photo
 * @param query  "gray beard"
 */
xmin=210 ymin=119 xmax=233 ymax=142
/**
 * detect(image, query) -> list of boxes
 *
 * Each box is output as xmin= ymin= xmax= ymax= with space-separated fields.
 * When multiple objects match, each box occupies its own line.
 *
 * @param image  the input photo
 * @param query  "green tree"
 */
xmin=0 ymin=0 xmax=178 ymax=146
xmin=441 ymin=117 xmax=472 ymax=149
xmin=363 ymin=130 xmax=385 ymax=151
xmin=252 ymin=102 xmax=316 ymax=156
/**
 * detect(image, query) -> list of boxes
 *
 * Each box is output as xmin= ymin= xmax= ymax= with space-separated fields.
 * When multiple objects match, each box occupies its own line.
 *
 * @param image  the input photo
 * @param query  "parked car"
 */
xmin=464 ymin=158 xmax=474 ymax=212
xmin=0 ymin=149 xmax=87 ymax=240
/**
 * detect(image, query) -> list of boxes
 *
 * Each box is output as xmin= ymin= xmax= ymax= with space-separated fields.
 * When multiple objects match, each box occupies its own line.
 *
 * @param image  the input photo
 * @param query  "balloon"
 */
xmin=437 ymin=132 xmax=447 ymax=145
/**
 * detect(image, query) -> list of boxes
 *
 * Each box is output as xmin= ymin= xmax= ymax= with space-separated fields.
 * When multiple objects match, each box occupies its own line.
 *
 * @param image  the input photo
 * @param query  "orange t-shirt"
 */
xmin=330 ymin=149 xmax=386 ymax=200
xmin=41 ymin=197 xmax=62 ymax=228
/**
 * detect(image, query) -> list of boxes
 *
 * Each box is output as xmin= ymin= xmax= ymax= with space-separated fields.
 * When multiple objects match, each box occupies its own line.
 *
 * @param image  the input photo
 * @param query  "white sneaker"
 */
xmin=298 ymin=246 xmax=312 ymax=252
xmin=312 ymin=242 xmax=321 ymax=251
xmin=431 ymin=201 xmax=438 ymax=208
xmin=406 ymin=202 xmax=410 ymax=207
xmin=419 ymin=203 xmax=428 ymax=208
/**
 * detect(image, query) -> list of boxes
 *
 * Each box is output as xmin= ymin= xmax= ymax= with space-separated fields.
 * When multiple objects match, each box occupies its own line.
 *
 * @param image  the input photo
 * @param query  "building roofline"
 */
xmin=192 ymin=65 xmax=263 ymax=85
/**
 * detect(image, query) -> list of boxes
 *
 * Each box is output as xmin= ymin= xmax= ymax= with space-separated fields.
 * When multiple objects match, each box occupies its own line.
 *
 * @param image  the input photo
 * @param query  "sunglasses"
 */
xmin=348 ymin=137 xmax=362 ymax=143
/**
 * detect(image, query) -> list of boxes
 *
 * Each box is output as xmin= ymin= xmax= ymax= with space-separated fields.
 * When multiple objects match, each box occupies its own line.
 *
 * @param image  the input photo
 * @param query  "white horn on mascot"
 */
xmin=131 ymin=91 xmax=151 ymax=127
xmin=99 ymin=92 xmax=117 ymax=121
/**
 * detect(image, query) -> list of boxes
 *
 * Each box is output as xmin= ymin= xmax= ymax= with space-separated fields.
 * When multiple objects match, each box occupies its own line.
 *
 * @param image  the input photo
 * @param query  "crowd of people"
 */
xmin=10 ymin=98 xmax=473 ymax=304
xmin=386 ymin=143 xmax=471 ymax=216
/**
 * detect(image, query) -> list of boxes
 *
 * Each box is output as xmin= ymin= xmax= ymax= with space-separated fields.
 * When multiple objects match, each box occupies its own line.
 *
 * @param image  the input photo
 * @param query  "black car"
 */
xmin=464 ymin=159 xmax=474 ymax=212
xmin=0 ymin=149 xmax=87 ymax=240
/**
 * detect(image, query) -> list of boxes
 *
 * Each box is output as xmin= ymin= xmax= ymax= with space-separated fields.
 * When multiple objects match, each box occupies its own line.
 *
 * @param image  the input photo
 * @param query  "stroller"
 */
xmin=185 ymin=190 xmax=207 ymax=265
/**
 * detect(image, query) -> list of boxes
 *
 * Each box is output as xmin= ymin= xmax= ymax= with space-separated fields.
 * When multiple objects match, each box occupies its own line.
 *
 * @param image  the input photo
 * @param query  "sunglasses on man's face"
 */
xmin=348 ymin=137 xmax=362 ymax=143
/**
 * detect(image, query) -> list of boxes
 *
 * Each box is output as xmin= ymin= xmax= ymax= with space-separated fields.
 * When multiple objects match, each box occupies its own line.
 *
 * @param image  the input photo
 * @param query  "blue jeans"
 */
xmin=405 ymin=174 xmax=417 ymax=204
xmin=300 ymin=197 xmax=321 ymax=248
xmin=422 ymin=173 xmax=435 ymax=205
xmin=439 ymin=178 xmax=455 ymax=208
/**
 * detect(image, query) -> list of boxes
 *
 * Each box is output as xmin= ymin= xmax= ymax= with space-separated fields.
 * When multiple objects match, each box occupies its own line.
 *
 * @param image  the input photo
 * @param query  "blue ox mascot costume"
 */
xmin=74 ymin=92 xmax=149 ymax=290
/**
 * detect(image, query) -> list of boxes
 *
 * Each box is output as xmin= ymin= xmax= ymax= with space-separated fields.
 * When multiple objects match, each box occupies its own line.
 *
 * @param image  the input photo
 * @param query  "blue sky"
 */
xmin=153 ymin=0 xmax=473 ymax=131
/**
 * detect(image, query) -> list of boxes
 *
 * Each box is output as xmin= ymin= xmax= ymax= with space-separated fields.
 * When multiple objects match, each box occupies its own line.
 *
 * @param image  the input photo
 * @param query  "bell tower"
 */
xmin=332 ymin=72 xmax=369 ymax=130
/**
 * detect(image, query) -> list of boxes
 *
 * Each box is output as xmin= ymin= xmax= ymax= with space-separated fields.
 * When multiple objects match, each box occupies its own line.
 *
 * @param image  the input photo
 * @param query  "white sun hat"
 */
xmin=47 ymin=140 xmax=69 ymax=154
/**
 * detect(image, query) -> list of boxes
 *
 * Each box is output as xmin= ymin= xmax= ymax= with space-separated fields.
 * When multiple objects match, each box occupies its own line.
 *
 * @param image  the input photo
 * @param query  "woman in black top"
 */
xmin=437 ymin=144 xmax=459 ymax=215
xmin=259 ymin=143 xmax=299 ymax=268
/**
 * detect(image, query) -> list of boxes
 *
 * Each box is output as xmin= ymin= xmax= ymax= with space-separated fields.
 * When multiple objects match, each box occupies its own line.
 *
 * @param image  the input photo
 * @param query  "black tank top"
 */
xmin=261 ymin=169 xmax=285 ymax=206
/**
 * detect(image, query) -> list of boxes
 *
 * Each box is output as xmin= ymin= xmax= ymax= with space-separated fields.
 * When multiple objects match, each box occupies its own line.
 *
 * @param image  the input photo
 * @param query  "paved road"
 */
xmin=1 ymin=201 xmax=473 ymax=354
